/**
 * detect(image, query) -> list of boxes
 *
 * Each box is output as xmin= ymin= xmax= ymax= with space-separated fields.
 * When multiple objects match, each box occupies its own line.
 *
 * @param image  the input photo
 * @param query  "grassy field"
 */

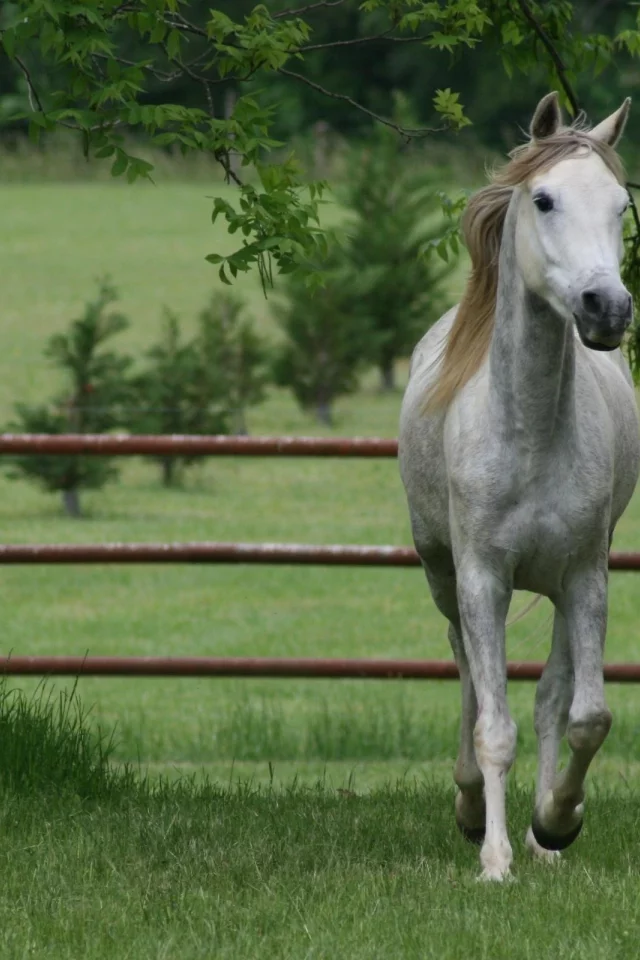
xmin=2 ymin=180 xmax=640 ymax=956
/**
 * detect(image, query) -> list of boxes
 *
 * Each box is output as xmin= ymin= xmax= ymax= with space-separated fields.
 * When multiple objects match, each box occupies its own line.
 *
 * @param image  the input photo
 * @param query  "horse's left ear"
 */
xmin=530 ymin=92 xmax=562 ymax=140
xmin=590 ymin=98 xmax=631 ymax=147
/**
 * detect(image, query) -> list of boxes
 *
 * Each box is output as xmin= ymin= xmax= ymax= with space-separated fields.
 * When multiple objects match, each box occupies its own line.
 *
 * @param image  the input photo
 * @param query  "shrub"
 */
xmin=4 ymin=279 xmax=133 ymax=516
xmin=272 ymin=236 xmax=374 ymax=425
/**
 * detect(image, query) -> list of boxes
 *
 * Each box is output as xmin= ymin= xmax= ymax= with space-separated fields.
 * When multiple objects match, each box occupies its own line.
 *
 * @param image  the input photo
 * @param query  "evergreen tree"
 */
xmin=5 ymin=279 xmax=133 ymax=517
xmin=196 ymin=292 xmax=271 ymax=436
xmin=341 ymin=120 xmax=458 ymax=390
xmin=130 ymin=310 xmax=230 ymax=488
xmin=272 ymin=237 xmax=374 ymax=425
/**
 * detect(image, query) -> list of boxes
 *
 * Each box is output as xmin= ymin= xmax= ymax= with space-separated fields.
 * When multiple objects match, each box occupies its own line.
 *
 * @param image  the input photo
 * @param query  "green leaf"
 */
xmin=111 ymin=150 xmax=128 ymax=178
xmin=166 ymin=29 xmax=181 ymax=60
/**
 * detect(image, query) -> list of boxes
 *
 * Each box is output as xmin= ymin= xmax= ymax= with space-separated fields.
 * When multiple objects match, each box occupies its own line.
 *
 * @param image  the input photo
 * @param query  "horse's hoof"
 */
xmin=456 ymin=820 xmax=485 ymax=845
xmin=525 ymin=826 xmax=563 ymax=864
xmin=530 ymin=813 xmax=583 ymax=851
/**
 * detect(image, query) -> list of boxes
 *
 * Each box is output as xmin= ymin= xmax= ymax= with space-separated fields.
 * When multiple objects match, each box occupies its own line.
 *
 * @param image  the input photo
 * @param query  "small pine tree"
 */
xmin=197 ymin=292 xmax=271 ymax=436
xmin=5 ymin=279 xmax=133 ymax=517
xmin=341 ymin=119 xmax=457 ymax=390
xmin=272 ymin=237 xmax=374 ymax=425
xmin=130 ymin=310 xmax=230 ymax=487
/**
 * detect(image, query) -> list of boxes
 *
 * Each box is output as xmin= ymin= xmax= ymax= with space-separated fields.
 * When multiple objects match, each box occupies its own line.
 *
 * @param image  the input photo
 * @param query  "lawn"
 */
xmin=1 ymin=180 xmax=640 ymax=957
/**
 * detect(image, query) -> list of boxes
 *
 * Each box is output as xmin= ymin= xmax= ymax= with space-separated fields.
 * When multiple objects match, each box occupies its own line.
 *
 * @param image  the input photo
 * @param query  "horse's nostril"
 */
xmin=582 ymin=290 xmax=602 ymax=316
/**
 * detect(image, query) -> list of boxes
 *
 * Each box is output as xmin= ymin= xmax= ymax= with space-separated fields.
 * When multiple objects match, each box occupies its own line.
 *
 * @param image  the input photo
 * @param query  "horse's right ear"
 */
xmin=530 ymin=92 xmax=562 ymax=141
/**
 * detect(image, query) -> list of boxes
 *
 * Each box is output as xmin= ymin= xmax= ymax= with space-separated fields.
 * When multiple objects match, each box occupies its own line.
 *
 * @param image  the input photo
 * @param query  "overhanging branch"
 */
xmin=278 ymin=67 xmax=444 ymax=138
xmin=515 ymin=0 xmax=580 ymax=117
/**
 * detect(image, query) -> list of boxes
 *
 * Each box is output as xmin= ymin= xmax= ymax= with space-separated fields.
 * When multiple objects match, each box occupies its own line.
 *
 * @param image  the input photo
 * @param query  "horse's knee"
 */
xmin=454 ymin=759 xmax=483 ymax=794
xmin=474 ymin=713 xmax=517 ymax=772
xmin=567 ymin=706 xmax=612 ymax=755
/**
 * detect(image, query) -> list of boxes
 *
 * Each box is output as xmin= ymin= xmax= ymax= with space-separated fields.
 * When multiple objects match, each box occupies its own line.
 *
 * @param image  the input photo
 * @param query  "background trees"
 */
xmin=272 ymin=236 xmax=373 ymax=425
xmin=2 ymin=1 xmax=640 ymax=308
xmin=339 ymin=121 xmax=458 ymax=391
xmin=3 ymin=0 xmax=640 ymax=513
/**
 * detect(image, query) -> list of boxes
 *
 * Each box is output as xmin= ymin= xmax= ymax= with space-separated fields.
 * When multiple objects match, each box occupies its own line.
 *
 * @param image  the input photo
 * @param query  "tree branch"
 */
xmin=515 ymin=0 xmax=580 ymax=117
xmin=163 ymin=12 xmax=208 ymax=39
xmin=91 ymin=51 xmax=183 ymax=83
xmin=274 ymin=0 xmax=349 ymax=19
xmin=278 ymin=67 xmax=444 ymax=138
xmin=300 ymin=32 xmax=434 ymax=51
xmin=301 ymin=30 xmax=393 ymax=51
xmin=14 ymin=54 xmax=45 ymax=114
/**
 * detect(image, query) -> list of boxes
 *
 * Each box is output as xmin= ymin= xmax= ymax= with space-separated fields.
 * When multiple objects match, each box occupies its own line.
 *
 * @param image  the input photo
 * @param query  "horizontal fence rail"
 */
xmin=0 ymin=434 xmax=399 ymax=458
xmin=0 ymin=542 xmax=639 ymax=569
xmin=0 ymin=657 xmax=639 ymax=681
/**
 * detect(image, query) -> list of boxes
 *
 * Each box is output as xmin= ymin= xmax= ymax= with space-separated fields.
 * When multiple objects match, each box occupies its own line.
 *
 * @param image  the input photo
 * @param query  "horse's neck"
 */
xmin=489 ymin=202 xmax=576 ymax=454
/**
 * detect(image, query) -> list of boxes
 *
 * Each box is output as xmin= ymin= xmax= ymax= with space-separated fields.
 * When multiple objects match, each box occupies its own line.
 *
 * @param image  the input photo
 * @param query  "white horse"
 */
xmin=399 ymin=92 xmax=640 ymax=881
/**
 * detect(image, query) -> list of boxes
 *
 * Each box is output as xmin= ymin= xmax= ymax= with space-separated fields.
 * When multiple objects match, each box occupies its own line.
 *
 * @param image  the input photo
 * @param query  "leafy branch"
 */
xmin=515 ymin=0 xmax=580 ymax=117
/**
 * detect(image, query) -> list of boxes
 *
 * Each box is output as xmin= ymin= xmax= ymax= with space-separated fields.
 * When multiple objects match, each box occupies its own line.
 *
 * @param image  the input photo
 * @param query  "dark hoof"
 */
xmin=531 ymin=814 xmax=583 ymax=851
xmin=457 ymin=821 xmax=485 ymax=846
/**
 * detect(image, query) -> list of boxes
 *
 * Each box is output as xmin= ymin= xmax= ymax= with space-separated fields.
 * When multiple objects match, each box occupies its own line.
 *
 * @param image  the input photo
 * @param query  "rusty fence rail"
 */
xmin=1 ymin=433 xmax=639 ymax=682
xmin=0 ymin=541 xmax=639 ymax=570
xmin=0 ymin=433 xmax=399 ymax=457
xmin=0 ymin=657 xmax=633 ymax=681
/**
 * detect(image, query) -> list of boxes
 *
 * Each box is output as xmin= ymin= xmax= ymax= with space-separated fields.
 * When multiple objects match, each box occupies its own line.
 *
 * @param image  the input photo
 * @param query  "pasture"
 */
xmin=1 ymin=181 xmax=640 ymax=956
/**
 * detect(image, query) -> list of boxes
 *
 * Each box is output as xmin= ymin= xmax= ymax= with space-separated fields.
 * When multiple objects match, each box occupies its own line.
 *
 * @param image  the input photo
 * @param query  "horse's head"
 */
xmin=516 ymin=92 xmax=632 ymax=351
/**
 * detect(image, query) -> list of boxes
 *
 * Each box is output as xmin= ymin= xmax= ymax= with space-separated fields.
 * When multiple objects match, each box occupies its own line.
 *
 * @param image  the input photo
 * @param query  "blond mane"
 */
xmin=423 ymin=126 xmax=625 ymax=413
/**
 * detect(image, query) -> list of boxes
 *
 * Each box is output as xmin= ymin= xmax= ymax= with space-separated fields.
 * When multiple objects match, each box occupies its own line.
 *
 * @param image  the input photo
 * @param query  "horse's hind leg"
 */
xmin=526 ymin=609 xmax=573 ymax=861
xmin=421 ymin=561 xmax=485 ymax=844
xmin=532 ymin=569 xmax=611 ymax=851
xmin=449 ymin=622 xmax=486 ymax=842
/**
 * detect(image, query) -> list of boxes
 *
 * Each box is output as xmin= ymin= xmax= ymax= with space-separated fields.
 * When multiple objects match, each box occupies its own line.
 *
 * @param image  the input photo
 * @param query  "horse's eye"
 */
xmin=533 ymin=193 xmax=554 ymax=213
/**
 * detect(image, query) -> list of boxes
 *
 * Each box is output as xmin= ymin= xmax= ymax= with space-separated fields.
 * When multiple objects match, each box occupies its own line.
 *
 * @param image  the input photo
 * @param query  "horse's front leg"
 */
xmin=457 ymin=559 xmax=516 ymax=881
xmin=532 ymin=567 xmax=611 ymax=851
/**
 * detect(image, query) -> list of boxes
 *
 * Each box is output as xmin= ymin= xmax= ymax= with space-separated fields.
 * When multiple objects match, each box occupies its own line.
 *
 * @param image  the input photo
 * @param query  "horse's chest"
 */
xmin=451 ymin=441 xmax=613 ymax=587
xmin=474 ymin=465 xmax=610 ymax=591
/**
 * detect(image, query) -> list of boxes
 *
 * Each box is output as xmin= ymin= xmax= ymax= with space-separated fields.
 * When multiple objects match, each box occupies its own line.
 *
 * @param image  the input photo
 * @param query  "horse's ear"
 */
xmin=590 ymin=98 xmax=631 ymax=147
xmin=530 ymin=92 xmax=562 ymax=141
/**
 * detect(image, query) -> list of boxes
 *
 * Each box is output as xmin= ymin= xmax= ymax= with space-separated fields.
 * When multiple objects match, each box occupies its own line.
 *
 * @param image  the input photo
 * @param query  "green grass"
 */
xmin=1 ymin=681 xmax=640 ymax=959
xmin=2 ymin=180 xmax=640 ymax=956
xmin=6 ymin=779 xmax=640 ymax=960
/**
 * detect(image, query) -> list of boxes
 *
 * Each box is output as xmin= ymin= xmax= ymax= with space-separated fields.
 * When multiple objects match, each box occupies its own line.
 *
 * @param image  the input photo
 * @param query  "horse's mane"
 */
xmin=423 ymin=124 xmax=625 ymax=413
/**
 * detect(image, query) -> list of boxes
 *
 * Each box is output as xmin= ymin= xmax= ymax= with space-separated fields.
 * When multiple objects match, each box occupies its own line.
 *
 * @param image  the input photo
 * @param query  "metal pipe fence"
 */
xmin=1 ymin=434 xmax=638 ymax=682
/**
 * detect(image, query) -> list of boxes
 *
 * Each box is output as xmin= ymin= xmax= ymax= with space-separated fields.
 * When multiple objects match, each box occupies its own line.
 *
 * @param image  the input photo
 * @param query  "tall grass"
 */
xmin=0 ymin=679 xmax=129 ymax=797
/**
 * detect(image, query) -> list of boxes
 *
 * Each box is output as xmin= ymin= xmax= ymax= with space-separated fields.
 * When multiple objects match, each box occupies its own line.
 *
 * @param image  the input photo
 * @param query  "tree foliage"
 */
xmin=1 ymin=0 xmax=616 ymax=282
xmin=131 ymin=293 xmax=270 ymax=485
xmin=2 ymin=2 xmax=640 ymax=369
xmin=4 ymin=279 xmax=133 ymax=516
xmin=129 ymin=309 xmax=230 ymax=487
xmin=196 ymin=292 xmax=271 ymax=435
xmin=272 ymin=236 xmax=374 ymax=425
xmin=339 ymin=117 xmax=461 ymax=389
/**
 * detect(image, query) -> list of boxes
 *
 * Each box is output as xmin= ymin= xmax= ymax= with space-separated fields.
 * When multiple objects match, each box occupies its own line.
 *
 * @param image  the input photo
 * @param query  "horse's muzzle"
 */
xmin=573 ymin=283 xmax=633 ymax=352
